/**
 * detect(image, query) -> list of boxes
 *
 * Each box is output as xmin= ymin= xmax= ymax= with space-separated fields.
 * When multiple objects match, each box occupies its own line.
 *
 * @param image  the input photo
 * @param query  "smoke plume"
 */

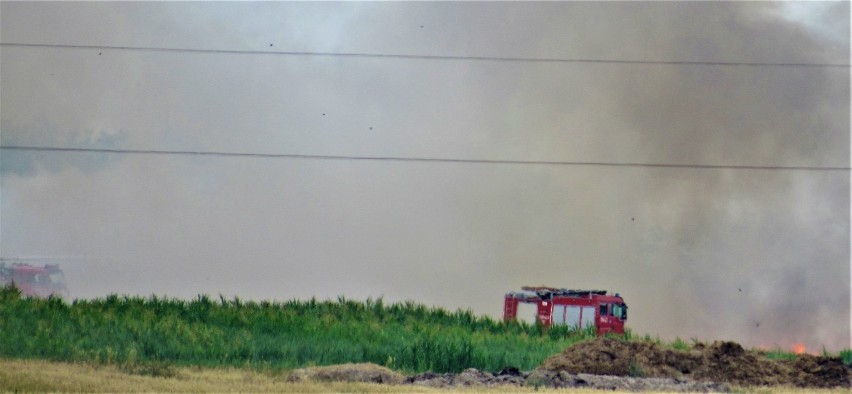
xmin=1 ymin=2 xmax=848 ymax=351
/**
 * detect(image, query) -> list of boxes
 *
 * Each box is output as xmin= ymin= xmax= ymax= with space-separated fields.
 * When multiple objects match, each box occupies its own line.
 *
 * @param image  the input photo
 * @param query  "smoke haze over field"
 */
xmin=1 ymin=2 xmax=849 ymax=351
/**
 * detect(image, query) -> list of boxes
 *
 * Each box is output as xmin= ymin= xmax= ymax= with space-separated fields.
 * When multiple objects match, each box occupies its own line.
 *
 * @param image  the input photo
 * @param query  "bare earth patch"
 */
xmin=285 ymin=362 xmax=404 ymax=384
xmin=407 ymin=366 xmax=726 ymax=392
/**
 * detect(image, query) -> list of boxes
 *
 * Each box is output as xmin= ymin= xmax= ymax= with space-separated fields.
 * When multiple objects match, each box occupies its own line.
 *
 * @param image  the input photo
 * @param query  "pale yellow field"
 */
xmin=0 ymin=358 xmax=845 ymax=393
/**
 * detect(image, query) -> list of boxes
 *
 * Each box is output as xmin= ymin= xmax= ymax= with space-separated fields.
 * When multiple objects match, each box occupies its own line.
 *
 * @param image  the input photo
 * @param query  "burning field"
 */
xmin=1 ymin=289 xmax=850 ymax=391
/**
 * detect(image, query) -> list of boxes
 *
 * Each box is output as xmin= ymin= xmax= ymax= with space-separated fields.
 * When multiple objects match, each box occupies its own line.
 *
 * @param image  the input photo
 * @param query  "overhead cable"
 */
xmin=1 ymin=42 xmax=848 ymax=68
xmin=1 ymin=145 xmax=848 ymax=171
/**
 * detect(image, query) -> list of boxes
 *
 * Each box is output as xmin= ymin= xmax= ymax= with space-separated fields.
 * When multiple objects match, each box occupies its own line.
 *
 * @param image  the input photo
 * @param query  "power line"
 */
xmin=1 ymin=145 xmax=848 ymax=171
xmin=1 ymin=42 xmax=848 ymax=68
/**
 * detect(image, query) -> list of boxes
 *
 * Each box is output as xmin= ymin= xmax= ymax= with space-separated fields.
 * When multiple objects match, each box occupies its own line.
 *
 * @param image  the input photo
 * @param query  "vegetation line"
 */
xmin=0 ymin=286 xmax=596 ymax=373
xmin=1 ymin=286 xmax=848 ymax=374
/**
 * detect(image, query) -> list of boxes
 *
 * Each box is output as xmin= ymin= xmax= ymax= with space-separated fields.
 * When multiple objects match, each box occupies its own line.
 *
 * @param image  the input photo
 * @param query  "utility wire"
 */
xmin=1 ymin=145 xmax=848 ymax=171
xmin=1 ymin=42 xmax=849 ymax=68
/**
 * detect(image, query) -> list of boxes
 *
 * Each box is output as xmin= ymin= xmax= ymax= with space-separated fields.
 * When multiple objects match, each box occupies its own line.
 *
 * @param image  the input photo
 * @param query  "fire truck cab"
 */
xmin=503 ymin=286 xmax=627 ymax=335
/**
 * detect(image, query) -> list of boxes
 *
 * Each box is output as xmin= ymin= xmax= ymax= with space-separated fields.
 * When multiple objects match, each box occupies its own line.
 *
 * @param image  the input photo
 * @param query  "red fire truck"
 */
xmin=0 ymin=260 xmax=69 ymax=299
xmin=503 ymin=286 xmax=627 ymax=335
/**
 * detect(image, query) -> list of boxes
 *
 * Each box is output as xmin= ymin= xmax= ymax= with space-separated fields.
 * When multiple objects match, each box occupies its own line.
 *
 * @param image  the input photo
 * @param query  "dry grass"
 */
xmin=0 ymin=358 xmax=609 ymax=393
xmin=1 ymin=358 xmax=387 ymax=393
xmin=736 ymin=389 xmax=852 ymax=394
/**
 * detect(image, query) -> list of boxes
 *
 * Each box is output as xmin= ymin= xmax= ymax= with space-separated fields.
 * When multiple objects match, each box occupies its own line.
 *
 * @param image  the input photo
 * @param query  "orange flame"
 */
xmin=792 ymin=343 xmax=806 ymax=355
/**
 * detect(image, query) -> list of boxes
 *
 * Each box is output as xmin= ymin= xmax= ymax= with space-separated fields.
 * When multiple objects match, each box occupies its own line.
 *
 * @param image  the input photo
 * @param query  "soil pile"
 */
xmin=538 ymin=338 xmax=850 ymax=388
xmin=285 ymin=363 xmax=403 ymax=384
xmin=524 ymin=370 xmax=729 ymax=392
xmin=405 ymin=367 xmax=726 ymax=391
xmin=405 ymin=367 xmax=525 ymax=387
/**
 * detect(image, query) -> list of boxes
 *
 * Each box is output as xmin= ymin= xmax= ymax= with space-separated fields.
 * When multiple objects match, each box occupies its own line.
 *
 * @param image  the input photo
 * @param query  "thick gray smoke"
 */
xmin=1 ymin=2 xmax=848 ymax=352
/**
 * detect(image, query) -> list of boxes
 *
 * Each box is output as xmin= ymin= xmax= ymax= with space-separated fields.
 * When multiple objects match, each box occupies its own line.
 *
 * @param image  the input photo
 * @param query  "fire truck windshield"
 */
xmin=612 ymin=303 xmax=627 ymax=320
xmin=49 ymin=272 xmax=66 ymax=286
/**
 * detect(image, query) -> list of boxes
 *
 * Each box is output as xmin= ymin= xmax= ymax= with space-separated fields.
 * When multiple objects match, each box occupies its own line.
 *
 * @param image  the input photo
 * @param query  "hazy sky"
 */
xmin=1 ymin=1 xmax=849 ymax=352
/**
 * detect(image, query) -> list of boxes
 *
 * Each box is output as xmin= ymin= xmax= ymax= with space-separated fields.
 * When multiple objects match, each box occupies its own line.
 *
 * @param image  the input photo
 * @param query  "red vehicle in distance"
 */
xmin=0 ymin=260 xmax=69 ymax=299
xmin=503 ymin=286 xmax=627 ymax=335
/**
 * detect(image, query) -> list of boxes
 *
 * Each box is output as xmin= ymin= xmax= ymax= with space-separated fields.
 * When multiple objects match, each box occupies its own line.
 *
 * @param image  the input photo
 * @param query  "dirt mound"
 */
xmin=407 ymin=368 xmax=726 ymax=391
xmin=405 ymin=368 xmax=525 ymax=387
xmin=285 ymin=363 xmax=403 ymax=384
xmin=539 ymin=338 xmax=850 ymax=388
xmin=782 ymin=353 xmax=852 ymax=388
xmin=525 ymin=370 xmax=729 ymax=392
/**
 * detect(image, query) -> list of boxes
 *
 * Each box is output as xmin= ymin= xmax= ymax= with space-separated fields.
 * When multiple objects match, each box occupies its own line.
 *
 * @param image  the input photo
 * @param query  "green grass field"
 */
xmin=0 ymin=286 xmax=598 ymax=373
